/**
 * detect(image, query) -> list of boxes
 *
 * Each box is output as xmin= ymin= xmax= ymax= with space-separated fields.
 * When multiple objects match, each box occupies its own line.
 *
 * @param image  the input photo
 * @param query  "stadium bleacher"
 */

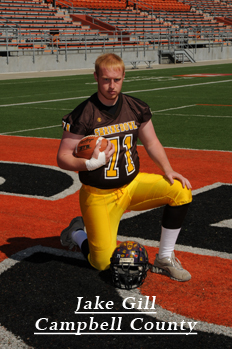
xmin=0 ymin=0 xmax=231 ymax=59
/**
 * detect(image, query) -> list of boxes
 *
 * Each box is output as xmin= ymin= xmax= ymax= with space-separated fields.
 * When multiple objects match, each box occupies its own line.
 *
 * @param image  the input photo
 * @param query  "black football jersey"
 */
xmin=62 ymin=93 xmax=152 ymax=189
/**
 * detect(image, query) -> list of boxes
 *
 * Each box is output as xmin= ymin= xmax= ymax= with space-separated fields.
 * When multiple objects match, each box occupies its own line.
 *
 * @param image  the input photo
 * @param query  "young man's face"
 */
xmin=94 ymin=66 xmax=125 ymax=106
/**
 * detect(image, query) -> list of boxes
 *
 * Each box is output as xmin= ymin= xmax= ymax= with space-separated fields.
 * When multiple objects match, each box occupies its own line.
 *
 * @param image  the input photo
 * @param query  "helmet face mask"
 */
xmin=110 ymin=241 xmax=149 ymax=290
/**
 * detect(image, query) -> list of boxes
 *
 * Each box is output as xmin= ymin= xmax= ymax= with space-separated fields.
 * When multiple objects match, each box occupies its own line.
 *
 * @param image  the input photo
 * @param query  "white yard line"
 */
xmin=1 ymin=125 xmax=61 ymax=135
xmin=0 ymin=104 xmax=196 ymax=135
xmin=156 ymin=113 xmax=232 ymax=118
xmin=0 ymin=79 xmax=232 ymax=108
xmin=0 ymin=95 xmax=89 ymax=107
xmin=1 ymin=100 xmax=231 ymax=135
xmin=1 ymin=79 xmax=232 ymax=136
xmin=124 ymin=78 xmax=232 ymax=94
xmin=152 ymin=104 xmax=196 ymax=113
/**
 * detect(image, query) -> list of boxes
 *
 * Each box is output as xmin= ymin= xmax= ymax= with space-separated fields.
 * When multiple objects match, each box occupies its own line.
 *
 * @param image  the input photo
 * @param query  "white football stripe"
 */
xmin=0 ymin=161 xmax=82 ymax=200
xmin=1 ymin=245 xmax=231 ymax=340
xmin=117 ymin=288 xmax=232 ymax=337
xmin=211 ymin=219 xmax=232 ymax=228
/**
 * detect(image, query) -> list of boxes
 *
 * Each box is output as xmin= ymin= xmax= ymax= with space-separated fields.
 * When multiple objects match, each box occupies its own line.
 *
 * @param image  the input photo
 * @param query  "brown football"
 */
xmin=73 ymin=135 xmax=108 ymax=159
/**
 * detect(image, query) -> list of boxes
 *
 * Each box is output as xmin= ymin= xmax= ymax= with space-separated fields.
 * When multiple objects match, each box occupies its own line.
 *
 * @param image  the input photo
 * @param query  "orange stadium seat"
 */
xmin=1 ymin=0 xmax=231 ymax=51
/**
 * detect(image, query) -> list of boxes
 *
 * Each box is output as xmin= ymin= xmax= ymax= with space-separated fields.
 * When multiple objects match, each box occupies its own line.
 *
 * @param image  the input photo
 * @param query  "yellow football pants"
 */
xmin=79 ymin=172 xmax=192 ymax=271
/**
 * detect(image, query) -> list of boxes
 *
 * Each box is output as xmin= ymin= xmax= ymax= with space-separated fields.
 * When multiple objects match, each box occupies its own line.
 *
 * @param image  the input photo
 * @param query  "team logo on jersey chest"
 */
xmin=94 ymin=121 xmax=138 ymax=137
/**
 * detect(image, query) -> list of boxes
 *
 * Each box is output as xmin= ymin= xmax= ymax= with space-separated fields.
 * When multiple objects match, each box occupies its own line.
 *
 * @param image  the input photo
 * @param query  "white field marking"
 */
xmin=14 ymin=106 xmax=71 ymax=111
xmin=152 ymin=104 xmax=196 ymax=113
xmin=85 ymin=76 xmax=194 ymax=84
xmin=0 ymin=102 xmax=227 ymax=136
xmin=0 ymin=90 xmax=89 ymax=100
xmin=0 ymin=95 xmax=89 ymax=107
xmin=0 ymin=124 xmax=61 ymax=135
xmin=118 ymin=182 xmax=232 ymax=338
xmin=211 ymin=219 xmax=232 ymax=228
xmin=123 ymin=75 xmax=193 ymax=82
xmin=1 ymin=79 xmax=232 ymax=108
xmin=0 ymin=161 xmax=82 ymax=200
xmin=1 ymin=134 xmax=232 ymax=154
xmin=120 ymin=182 xmax=232 ymax=239
xmin=0 ymin=77 xmax=86 ymax=86
xmin=0 ymin=134 xmax=60 ymax=141
xmin=0 ymin=185 xmax=232 ymax=342
xmin=1 ymin=103 xmax=229 ymax=136
xmin=0 ymin=327 xmax=32 ymax=349
xmin=157 ymin=113 xmax=232 ymax=118
xmin=117 ymin=234 xmax=232 ymax=260
xmin=0 ymin=177 xmax=6 ymax=185
xmin=0 ymin=132 xmax=231 ymax=153
xmin=0 ymin=246 xmax=86 ymax=349
xmin=118 ymin=288 xmax=232 ymax=338
xmin=124 ymin=78 xmax=232 ymax=94
xmin=163 ymin=146 xmax=232 ymax=153
xmin=1 ymin=105 xmax=195 ymax=135
xmin=120 ymin=183 xmax=232 ymax=258
xmin=0 ymin=244 xmax=231 ymax=339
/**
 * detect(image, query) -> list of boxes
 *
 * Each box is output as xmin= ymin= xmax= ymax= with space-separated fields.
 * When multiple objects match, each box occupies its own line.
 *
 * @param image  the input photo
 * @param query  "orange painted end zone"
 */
xmin=141 ymin=247 xmax=232 ymax=327
xmin=1 ymin=135 xmax=232 ymax=261
xmin=1 ymin=135 xmax=232 ymax=329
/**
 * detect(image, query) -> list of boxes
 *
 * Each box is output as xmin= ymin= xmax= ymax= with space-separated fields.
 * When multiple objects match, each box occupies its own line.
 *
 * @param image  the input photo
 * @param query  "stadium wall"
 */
xmin=0 ymin=49 xmax=158 ymax=73
xmin=0 ymin=46 xmax=231 ymax=73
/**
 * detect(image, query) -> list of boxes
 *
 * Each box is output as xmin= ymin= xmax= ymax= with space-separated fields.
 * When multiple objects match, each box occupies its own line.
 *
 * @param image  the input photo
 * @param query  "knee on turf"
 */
xmin=88 ymin=249 xmax=113 ymax=271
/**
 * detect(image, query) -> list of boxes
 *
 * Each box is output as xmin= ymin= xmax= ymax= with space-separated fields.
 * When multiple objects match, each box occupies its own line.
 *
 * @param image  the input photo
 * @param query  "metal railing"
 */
xmin=1 ymin=26 xmax=231 ymax=64
xmin=127 ymin=0 xmax=155 ymax=18
xmin=1 ymin=16 xmax=22 ymax=39
xmin=53 ymin=0 xmax=74 ymax=9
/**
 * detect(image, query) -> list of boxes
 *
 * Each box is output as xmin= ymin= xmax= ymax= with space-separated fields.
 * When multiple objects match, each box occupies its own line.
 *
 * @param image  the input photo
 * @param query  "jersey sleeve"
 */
xmin=123 ymin=94 xmax=152 ymax=124
xmin=62 ymin=98 xmax=93 ymax=135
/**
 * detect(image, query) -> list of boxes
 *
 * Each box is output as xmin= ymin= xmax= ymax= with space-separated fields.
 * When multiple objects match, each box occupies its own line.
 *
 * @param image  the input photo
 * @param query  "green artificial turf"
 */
xmin=0 ymin=63 xmax=231 ymax=151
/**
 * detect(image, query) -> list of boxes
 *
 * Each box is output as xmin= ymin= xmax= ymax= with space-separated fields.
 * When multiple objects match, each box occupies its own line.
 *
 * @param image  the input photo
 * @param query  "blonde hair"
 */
xmin=95 ymin=53 xmax=125 ymax=76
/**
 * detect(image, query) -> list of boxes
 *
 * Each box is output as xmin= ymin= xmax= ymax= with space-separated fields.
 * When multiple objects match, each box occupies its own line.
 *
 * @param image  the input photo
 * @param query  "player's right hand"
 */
xmin=93 ymin=139 xmax=115 ymax=164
